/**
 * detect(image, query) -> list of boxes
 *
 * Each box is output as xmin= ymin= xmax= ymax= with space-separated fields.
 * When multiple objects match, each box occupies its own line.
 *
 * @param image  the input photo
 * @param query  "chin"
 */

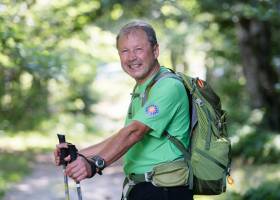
xmin=130 ymin=73 xmax=142 ymax=79
xmin=127 ymin=68 xmax=143 ymax=77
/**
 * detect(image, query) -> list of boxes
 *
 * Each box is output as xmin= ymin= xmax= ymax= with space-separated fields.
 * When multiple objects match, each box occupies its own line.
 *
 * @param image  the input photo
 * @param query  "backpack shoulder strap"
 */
xmin=142 ymin=69 xmax=183 ymax=105
xmin=127 ymin=83 xmax=139 ymax=119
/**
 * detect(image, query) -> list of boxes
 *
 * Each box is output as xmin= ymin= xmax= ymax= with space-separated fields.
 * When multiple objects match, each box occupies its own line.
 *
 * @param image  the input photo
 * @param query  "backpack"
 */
xmin=140 ymin=68 xmax=232 ymax=195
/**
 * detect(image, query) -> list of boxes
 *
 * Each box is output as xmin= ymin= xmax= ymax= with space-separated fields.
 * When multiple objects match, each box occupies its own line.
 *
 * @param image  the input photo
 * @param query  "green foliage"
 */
xmin=208 ymin=65 xmax=249 ymax=127
xmin=197 ymin=0 xmax=280 ymax=20
xmin=232 ymin=129 xmax=280 ymax=164
xmin=195 ymin=0 xmax=280 ymax=131
xmin=0 ymin=1 xmax=104 ymax=130
xmin=198 ymin=191 xmax=243 ymax=200
xmin=39 ymin=113 xmax=101 ymax=136
xmin=243 ymin=180 xmax=280 ymax=200
xmin=224 ymin=192 xmax=243 ymax=200
xmin=0 ymin=1 xmax=61 ymax=130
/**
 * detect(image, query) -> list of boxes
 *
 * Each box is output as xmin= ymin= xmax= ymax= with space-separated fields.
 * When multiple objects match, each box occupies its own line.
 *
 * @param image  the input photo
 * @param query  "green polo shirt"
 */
xmin=123 ymin=67 xmax=190 ymax=175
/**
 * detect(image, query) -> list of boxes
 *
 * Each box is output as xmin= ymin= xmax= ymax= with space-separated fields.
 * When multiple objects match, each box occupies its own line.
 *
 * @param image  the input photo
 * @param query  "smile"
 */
xmin=128 ymin=64 xmax=142 ymax=69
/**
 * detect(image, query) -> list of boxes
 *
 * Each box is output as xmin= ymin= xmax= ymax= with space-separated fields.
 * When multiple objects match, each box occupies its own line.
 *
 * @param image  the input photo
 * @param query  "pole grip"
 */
xmin=57 ymin=134 xmax=68 ymax=165
xmin=68 ymin=144 xmax=78 ymax=162
xmin=57 ymin=134 xmax=66 ymax=143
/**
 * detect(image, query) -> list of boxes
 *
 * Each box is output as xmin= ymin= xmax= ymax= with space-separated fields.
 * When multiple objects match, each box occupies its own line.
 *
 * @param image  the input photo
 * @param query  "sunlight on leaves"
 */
xmin=0 ymin=53 xmax=13 ymax=68
xmin=111 ymin=4 xmax=123 ymax=20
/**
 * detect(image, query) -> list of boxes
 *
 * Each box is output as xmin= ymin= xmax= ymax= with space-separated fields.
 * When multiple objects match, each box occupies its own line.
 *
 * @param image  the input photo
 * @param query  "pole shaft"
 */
xmin=76 ymin=181 xmax=83 ymax=200
xmin=63 ymin=166 xmax=70 ymax=200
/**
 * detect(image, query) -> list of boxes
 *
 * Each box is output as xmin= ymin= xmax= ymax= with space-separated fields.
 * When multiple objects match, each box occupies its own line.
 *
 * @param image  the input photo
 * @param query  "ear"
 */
xmin=153 ymin=44 xmax=159 ymax=58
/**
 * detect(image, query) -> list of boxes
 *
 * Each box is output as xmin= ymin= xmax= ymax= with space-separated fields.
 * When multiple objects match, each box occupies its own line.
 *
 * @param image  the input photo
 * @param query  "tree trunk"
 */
xmin=236 ymin=18 xmax=280 ymax=131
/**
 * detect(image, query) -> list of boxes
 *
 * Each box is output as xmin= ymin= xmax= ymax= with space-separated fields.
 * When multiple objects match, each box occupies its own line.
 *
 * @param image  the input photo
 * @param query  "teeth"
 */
xmin=130 ymin=64 xmax=141 ymax=69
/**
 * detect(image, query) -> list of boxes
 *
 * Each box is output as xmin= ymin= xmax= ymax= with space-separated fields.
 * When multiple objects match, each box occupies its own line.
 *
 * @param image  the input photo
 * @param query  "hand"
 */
xmin=65 ymin=155 xmax=93 ymax=182
xmin=53 ymin=143 xmax=70 ymax=166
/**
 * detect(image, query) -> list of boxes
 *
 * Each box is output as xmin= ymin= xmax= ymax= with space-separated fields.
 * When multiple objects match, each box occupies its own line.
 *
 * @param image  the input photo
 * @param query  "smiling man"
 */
xmin=54 ymin=21 xmax=193 ymax=200
xmin=117 ymin=24 xmax=160 ymax=84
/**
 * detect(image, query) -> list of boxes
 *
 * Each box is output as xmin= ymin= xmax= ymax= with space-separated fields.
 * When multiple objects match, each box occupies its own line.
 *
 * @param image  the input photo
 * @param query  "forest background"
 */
xmin=0 ymin=0 xmax=280 ymax=199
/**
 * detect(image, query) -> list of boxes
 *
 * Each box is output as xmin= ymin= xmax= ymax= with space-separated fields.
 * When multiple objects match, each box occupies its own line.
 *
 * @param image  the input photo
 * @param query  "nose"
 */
xmin=128 ymin=51 xmax=137 ymax=62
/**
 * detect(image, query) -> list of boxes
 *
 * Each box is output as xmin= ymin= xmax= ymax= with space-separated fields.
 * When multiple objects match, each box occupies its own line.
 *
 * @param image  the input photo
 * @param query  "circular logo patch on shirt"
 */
xmin=145 ymin=104 xmax=159 ymax=117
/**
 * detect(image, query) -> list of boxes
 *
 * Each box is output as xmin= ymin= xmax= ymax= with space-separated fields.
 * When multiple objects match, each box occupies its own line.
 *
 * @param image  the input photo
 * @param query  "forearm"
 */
xmin=98 ymin=128 xmax=139 ymax=166
xmin=79 ymin=121 xmax=149 ymax=167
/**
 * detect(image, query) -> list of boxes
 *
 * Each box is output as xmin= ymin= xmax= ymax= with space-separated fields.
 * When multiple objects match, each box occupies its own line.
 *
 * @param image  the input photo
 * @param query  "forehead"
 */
xmin=117 ymin=28 xmax=149 ymax=48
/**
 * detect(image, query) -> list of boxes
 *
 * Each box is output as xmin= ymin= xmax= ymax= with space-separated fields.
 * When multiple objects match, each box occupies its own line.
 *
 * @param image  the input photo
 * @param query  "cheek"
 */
xmin=119 ymin=55 xmax=127 ymax=63
xmin=138 ymin=52 xmax=148 ymax=60
xmin=142 ymin=52 xmax=154 ymax=62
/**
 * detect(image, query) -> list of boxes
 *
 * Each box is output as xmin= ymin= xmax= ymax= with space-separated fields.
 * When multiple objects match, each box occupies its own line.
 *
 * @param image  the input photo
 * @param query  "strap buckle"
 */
xmin=195 ymin=98 xmax=204 ymax=106
xmin=144 ymin=171 xmax=154 ymax=182
xmin=122 ymin=178 xmax=135 ymax=200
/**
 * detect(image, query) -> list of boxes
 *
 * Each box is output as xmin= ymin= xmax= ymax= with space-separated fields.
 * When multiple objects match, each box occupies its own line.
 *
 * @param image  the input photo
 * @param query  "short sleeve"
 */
xmin=132 ymin=78 xmax=187 ymax=138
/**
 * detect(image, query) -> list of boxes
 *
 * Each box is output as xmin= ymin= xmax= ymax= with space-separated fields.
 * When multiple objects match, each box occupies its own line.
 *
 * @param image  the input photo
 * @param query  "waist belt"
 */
xmin=122 ymin=160 xmax=188 ymax=200
xmin=128 ymin=171 xmax=154 ymax=183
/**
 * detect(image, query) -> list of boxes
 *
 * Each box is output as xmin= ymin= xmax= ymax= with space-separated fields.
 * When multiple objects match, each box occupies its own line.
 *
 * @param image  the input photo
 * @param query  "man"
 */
xmin=54 ymin=21 xmax=193 ymax=200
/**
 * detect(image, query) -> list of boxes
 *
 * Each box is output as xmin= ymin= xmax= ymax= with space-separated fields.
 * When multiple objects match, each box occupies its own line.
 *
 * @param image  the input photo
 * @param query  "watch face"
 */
xmin=96 ymin=159 xmax=105 ymax=167
xmin=93 ymin=156 xmax=105 ymax=169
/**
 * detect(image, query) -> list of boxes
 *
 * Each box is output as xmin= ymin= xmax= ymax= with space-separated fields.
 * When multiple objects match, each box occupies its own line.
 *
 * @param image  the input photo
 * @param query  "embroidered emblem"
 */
xmin=145 ymin=104 xmax=159 ymax=116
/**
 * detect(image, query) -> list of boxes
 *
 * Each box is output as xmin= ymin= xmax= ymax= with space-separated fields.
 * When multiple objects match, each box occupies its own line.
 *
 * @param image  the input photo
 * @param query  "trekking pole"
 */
xmin=57 ymin=134 xmax=70 ymax=200
xmin=58 ymin=134 xmax=83 ymax=200
xmin=67 ymin=144 xmax=83 ymax=200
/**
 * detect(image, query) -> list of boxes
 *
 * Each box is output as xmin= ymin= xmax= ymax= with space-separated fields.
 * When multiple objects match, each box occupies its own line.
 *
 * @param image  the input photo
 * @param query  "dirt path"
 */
xmin=3 ymin=154 xmax=124 ymax=200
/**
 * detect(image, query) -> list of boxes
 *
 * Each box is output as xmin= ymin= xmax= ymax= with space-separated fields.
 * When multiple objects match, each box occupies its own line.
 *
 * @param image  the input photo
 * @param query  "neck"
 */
xmin=136 ymin=62 xmax=161 ymax=84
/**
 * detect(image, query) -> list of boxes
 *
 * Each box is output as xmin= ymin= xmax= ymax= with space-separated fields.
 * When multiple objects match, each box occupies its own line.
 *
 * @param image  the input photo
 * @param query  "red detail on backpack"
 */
xmin=197 ymin=79 xmax=204 ymax=88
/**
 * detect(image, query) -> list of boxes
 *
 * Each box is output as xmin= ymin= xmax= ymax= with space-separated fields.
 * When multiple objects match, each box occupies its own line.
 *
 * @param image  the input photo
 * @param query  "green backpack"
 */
xmin=141 ymin=68 xmax=232 ymax=195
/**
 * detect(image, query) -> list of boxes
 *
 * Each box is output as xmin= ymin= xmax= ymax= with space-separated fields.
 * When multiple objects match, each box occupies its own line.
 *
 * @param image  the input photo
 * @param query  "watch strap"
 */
xmin=91 ymin=155 xmax=106 ymax=175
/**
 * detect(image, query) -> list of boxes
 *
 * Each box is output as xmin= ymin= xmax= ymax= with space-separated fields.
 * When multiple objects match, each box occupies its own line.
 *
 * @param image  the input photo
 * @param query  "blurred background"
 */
xmin=0 ymin=0 xmax=280 ymax=200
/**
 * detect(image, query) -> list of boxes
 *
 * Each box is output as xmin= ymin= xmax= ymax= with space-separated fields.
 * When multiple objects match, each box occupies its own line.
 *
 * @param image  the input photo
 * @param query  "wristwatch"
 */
xmin=91 ymin=155 xmax=106 ymax=175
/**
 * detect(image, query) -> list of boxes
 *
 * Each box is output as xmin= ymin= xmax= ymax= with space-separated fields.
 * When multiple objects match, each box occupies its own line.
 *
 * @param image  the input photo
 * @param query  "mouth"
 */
xmin=128 ymin=63 xmax=142 ymax=69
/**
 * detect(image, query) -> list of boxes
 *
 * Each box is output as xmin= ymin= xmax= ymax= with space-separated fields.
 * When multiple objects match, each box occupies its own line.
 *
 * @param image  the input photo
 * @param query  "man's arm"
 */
xmin=78 ymin=120 xmax=150 ymax=165
xmin=61 ymin=120 xmax=150 ymax=182
xmin=98 ymin=120 xmax=150 ymax=165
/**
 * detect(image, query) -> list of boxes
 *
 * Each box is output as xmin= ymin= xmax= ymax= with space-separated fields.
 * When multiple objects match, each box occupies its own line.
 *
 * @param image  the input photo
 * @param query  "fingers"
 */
xmin=54 ymin=144 xmax=92 ymax=182
xmin=65 ymin=157 xmax=91 ymax=182
xmin=64 ymin=155 xmax=71 ymax=162
xmin=56 ymin=143 xmax=68 ymax=149
xmin=68 ymin=165 xmax=87 ymax=182
xmin=53 ymin=148 xmax=61 ymax=166
xmin=53 ymin=143 xmax=69 ymax=166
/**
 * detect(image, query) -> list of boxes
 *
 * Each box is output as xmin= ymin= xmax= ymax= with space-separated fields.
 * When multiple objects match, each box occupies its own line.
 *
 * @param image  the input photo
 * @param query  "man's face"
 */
xmin=117 ymin=29 xmax=159 ymax=84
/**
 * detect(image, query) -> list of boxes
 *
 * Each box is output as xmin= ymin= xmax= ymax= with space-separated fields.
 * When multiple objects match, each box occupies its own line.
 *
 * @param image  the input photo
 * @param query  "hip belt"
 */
xmin=122 ymin=160 xmax=189 ymax=200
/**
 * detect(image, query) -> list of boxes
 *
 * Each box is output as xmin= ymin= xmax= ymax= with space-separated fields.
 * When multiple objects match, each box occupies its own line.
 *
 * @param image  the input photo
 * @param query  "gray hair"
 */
xmin=116 ymin=21 xmax=158 ymax=48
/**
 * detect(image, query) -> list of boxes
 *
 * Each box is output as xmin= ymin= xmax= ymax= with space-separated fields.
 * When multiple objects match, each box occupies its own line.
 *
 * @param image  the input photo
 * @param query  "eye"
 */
xmin=135 ymin=47 xmax=143 ymax=52
xmin=120 ymin=49 xmax=128 ymax=54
